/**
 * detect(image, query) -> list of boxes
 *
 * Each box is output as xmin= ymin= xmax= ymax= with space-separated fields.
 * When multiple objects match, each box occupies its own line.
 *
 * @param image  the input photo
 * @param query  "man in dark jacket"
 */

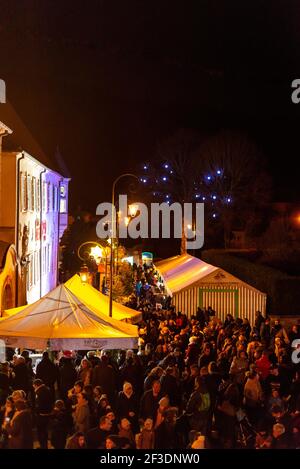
xmin=36 ymin=351 xmax=58 ymax=400
xmin=33 ymin=378 xmax=53 ymax=449
xmin=12 ymin=356 xmax=30 ymax=394
xmin=154 ymin=407 xmax=183 ymax=449
xmin=59 ymin=357 xmax=77 ymax=400
xmin=160 ymin=366 xmax=180 ymax=407
xmin=86 ymin=415 xmax=112 ymax=449
xmin=6 ymin=399 xmax=33 ymax=449
xmin=140 ymin=380 xmax=162 ymax=422
xmin=92 ymin=355 xmax=117 ymax=405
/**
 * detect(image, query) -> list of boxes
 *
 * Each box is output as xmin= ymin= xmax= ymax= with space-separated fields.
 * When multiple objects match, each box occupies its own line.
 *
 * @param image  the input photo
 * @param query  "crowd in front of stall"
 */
xmin=1 ymin=299 xmax=300 ymax=450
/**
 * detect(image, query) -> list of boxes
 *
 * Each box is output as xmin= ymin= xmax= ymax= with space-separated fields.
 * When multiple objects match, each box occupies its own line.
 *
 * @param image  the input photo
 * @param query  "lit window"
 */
xmin=20 ymin=173 xmax=27 ymax=211
xmin=36 ymin=180 xmax=40 ymax=212
xmin=27 ymin=175 xmax=32 ymax=211
xmin=60 ymin=198 xmax=67 ymax=213
xmin=31 ymin=177 xmax=36 ymax=211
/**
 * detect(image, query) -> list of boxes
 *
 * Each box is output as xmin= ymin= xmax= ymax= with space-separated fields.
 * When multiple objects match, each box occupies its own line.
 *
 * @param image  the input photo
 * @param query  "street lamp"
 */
xmin=79 ymin=264 xmax=89 ymax=285
xmin=77 ymin=241 xmax=109 ymax=290
xmin=109 ymin=173 xmax=139 ymax=317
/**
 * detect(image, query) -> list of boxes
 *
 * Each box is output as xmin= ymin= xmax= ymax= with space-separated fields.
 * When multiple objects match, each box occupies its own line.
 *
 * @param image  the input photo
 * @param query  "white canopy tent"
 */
xmin=0 ymin=284 xmax=138 ymax=350
xmin=155 ymin=254 xmax=267 ymax=324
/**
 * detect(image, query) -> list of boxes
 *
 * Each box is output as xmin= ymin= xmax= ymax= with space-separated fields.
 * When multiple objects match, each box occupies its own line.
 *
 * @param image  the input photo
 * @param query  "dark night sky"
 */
xmin=1 ymin=0 xmax=300 ymax=212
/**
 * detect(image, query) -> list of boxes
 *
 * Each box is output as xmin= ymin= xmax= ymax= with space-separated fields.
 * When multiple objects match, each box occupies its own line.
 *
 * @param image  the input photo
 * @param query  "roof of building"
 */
xmin=0 ymin=101 xmax=53 ymax=169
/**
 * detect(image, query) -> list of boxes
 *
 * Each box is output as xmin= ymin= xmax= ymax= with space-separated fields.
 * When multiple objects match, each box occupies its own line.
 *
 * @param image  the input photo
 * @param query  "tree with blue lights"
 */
xmin=139 ymin=129 xmax=271 ymax=250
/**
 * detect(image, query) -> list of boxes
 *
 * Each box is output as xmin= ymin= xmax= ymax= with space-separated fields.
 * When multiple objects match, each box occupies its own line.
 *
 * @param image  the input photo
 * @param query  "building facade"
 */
xmin=0 ymin=119 xmax=69 ymax=311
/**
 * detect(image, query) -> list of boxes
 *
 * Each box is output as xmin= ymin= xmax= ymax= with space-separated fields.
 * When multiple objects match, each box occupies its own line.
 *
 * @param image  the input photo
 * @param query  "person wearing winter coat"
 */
xmin=49 ymin=400 xmax=71 ymax=449
xmin=186 ymin=376 xmax=211 ymax=435
xmin=135 ymin=418 xmax=155 ymax=449
xmin=116 ymin=382 xmax=139 ymax=432
xmin=92 ymin=355 xmax=117 ymax=405
xmin=243 ymin=371 xmax=263 ymax=424
xmin=6 ymin=399 xmax=33 ymax=449
xmin=229 ymin=350 xmax=249 ymax=386
xmin=59 ymin=357 xmax=77 ymax=400
xmin=36 ymin=351 xmax=58 ymax=400
xmin=73 ymin=391 xmax=90 ymax=433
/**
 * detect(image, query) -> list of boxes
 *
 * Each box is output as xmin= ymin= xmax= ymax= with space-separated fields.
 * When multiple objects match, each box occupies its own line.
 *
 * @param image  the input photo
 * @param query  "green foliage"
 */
xmin=112 ymin=262 xmax=134 ymax=301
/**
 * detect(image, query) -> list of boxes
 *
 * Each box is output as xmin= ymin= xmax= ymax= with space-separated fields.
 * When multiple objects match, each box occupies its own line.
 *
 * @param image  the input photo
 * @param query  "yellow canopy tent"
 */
xmin=0 ymin=284 xmax=138 ymax=350
xmin=3 ymin=275 xmax=142 ymax=323
xmin=65 ymin=274 xmax=142 ymax=324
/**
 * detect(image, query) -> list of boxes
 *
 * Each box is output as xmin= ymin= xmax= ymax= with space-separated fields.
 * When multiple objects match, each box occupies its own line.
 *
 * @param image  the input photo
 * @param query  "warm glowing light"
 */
xmin=90 ymin=245 xmax=103 ymax=259
xmin=124 ymin=216 xmax=130 ymax=226
xmin=80 ymin=265 xmax=89 ymax=284
xmin=128 ymin=204 xmax=139 ymax=217
xmin=187 ymin=224 xmax=192 ymax=230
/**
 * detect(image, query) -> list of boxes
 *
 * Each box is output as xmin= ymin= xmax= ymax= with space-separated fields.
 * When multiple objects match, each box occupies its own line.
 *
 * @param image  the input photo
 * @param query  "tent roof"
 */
xmin=155 ymin=254 xmax=218 ymax=295
xmin=155 ymin=254 xmax=266 ymax=296
xmin=0 ymin=284 xmax=138 ymax=350
xmin=64 ymin=274 xmax=142 ymax=324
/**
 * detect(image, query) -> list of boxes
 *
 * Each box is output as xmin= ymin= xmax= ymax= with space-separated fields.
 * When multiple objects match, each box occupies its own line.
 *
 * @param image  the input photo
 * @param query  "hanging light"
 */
xmin=80 ymin=264 xmax=89 ymax=284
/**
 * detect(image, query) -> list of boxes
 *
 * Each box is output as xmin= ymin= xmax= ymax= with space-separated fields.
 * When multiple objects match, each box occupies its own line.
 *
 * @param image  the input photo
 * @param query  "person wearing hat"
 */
xmin=6 ymin=399 xmax=33 ymax=449
xmin=154 ymin=407 xmax=182 ymax=449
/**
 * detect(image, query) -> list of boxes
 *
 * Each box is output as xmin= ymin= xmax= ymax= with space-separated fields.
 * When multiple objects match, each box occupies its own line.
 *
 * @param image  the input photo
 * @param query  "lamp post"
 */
xmin=77 ymin=241 xmax=109 ymax=290
xmin=109 ymin=173 xmax=139 ymax=317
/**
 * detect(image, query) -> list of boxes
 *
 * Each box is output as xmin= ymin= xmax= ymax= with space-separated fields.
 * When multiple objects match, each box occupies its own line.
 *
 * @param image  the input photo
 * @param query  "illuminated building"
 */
xmin=0 ymin=111 xmax=69 ymax=311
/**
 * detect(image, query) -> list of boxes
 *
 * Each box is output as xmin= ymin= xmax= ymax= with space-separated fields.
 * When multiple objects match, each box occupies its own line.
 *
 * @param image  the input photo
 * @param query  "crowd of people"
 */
xmin=0 ymin=266 xmax=300 ymax=450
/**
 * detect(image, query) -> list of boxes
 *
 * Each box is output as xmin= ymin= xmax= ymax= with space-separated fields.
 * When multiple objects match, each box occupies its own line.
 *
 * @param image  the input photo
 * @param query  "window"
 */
xmin=31 ymin=177 xmax=36 ymax=211
xmin=48 ymin=244 xmax=51 ymax=273
xmin=36 ymin=179 xmax=40 ymax=212
xmin=42 ymin=182 xmax=47 ymax=213
xmin=53 ymin=186 xmax=58 ymax=212
xmin=27 ymin=175 xmax=32 ymax=211
xmin=28 ymin=253 xmax=33 ymax=288
xmin=43 ymin=246 xmax=47 ymax=275
xmin=20 ymin=173 xmax=27 ymax=211
xmin=60 ymin=198 xmax=67 ymax=213
xmin=60 ymin=185 xmax=65 ymax=197
xmin=34 ymin=251 xmax=40 ymax=285
xmin=48 ymin=183 xmax=52 ymax=212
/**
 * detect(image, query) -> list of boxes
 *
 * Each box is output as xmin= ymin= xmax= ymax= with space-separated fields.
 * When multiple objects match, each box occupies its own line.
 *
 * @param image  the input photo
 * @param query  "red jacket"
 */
xmin=256 ymin=355 xmax=271 ymax=379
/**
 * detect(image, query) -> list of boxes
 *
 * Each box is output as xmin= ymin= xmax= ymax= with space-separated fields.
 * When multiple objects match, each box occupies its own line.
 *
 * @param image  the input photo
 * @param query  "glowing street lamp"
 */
xmin=80 ymin=264 xmax=89 ymax=285
xmin=128 ymin=204 xmax=139 ymax=217
xmin=109 ymin=173 xmax=139 ymax=317
xmin=90 ymin=245 xmax=103 ymax=264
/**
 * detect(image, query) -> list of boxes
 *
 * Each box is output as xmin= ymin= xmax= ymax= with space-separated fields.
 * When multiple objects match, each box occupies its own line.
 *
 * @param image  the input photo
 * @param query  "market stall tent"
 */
xmin=0 ymin=284 xmax=138 ymax=350
xmin=155 ymin=254 xmax=267 ymax=324
xmin=65 ymin=275 xmax=142 ymax=324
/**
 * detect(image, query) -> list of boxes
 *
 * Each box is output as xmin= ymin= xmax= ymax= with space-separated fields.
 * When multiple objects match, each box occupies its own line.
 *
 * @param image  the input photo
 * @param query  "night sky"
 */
xmin=1 ymin=1 xmax=300 ymax=212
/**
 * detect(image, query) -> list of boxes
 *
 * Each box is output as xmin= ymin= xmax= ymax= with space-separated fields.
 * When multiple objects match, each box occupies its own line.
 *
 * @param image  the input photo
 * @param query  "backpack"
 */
xmin=198 ymin=392 xmax=210 ymax=412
